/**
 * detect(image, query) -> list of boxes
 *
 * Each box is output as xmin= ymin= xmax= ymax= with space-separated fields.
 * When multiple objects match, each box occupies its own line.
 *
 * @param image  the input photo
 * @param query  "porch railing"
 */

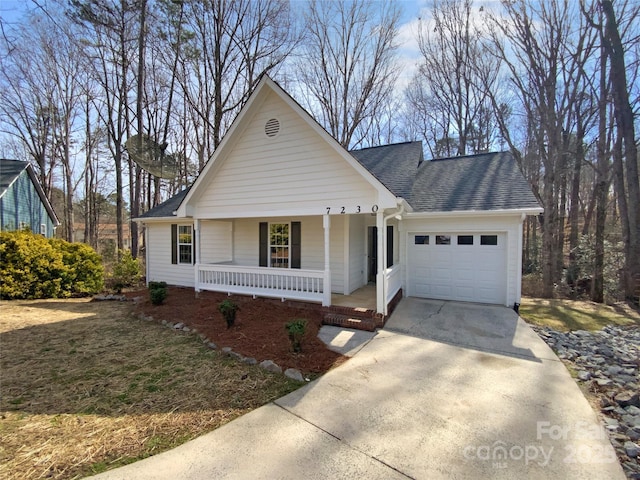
xmin=384 ymin=264 xmax=402 ymax=306
xmin=196 ymin=264 xmax=325 ymax=303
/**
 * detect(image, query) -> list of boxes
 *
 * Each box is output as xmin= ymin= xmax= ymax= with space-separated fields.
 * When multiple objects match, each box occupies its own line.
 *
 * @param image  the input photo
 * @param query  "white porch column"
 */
xmin=323 ymin=214 xmax=331 ymax=306
xmin=376 ymin=210 xmax=385 ymax=314
xmin=515 ymin=213 xmax=526 ymax=308
xmin=194 ymin=219 xmax=201 ymax=292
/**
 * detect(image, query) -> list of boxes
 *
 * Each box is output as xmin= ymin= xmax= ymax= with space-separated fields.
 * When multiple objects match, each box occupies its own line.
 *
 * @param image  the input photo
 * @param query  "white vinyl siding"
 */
xmin=193 ymin=90 xmax=380 ymax=218
xmin=200 ymin=220 xmax=232 ymax=263
xmin=146 ymin=223 xmax=194 ymax=287
xmin=348 ymin=215 xmax=366 ymax=293
xmin=233 ymin=217 xmax=346 ymax=293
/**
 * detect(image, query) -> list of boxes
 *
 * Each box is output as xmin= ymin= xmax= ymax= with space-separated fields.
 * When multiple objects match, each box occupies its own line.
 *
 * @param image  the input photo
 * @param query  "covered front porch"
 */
xmin=192 ymin=212 xmax=403 ymax=315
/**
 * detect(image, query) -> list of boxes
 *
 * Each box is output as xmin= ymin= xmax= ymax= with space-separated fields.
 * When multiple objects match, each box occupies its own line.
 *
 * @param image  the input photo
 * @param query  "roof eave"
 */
xmin=404 ymin=207 xmax=543 ymax=218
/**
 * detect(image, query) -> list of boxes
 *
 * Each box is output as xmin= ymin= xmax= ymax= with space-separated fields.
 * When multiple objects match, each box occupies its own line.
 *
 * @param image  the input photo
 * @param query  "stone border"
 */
xmin=138 ymin=313 xmax=307 ymax=383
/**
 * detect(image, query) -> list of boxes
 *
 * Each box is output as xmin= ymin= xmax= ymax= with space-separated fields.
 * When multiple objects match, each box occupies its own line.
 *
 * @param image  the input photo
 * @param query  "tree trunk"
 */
xmin=602 ymin=0 xmax=640 ymax=298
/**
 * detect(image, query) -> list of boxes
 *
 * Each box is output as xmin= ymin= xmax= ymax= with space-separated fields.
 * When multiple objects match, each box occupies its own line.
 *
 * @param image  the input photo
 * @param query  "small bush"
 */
xmin=110 ymin=250 xmax=143 ymax=292
xmin=218 ymin=299 xmax=239 ymax=328
xmin=148 ymin=281 xmax=168 ymax=305
xmin=285 ymin=319 xmax=307 ymax=353
xmin=149 ymin=287 xmax=168 ymax=305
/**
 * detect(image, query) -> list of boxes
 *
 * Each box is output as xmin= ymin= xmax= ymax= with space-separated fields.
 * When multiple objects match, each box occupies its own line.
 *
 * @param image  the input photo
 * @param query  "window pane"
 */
xmin=457 ymin=235 xmax=473 ymax=245
xmin=436 ymin=235 xmax=451 ymax=245
xmin=269 ymin=224 xmax=290 ymax=268
xmin=179 ymin=245 xmax=192 ymax=263
xmin=481 ymin=235 xmax=498 ymax=246
xmin=415 ymin=235 xmax=429 ymax=245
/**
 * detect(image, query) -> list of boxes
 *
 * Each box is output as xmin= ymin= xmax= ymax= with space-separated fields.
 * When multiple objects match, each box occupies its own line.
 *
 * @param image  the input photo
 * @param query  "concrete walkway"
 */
xmin=90 ymin=298 xmax=625 ymax=480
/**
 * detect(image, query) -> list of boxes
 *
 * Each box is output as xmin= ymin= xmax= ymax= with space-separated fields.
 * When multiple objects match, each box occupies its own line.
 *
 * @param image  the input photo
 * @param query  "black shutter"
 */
xmin=259 ymin=222 xmax=268 ymax=267
xmin=171 ymin=224 xmax=178 ymax=264
xmin=192 ymin=225 xmax=196 ymax=264
xmin=291 ymin=221 xmax=301 ymax=269
xmin=387 ymin=225 xmax=393 ymax=268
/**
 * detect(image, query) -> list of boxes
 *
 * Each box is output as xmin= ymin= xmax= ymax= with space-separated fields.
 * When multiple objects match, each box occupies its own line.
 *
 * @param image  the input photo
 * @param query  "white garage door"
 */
xmin=408 ymin=233 xmax=507 ymax=304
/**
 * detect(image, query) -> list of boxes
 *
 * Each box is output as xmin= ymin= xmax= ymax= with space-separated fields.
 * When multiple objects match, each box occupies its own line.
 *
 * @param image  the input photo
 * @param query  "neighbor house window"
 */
xmin=457 ymin=235 xmax=473 ymax=245
xmin=269 ymin=223 xmax=289 ymax=268
xmin=40 ymin=224 xmax=47 ymax=236
xmin=481 ymin=235 xmax=498 ymax=246
xmin=436 ymin=235 xmax=451 ymax=245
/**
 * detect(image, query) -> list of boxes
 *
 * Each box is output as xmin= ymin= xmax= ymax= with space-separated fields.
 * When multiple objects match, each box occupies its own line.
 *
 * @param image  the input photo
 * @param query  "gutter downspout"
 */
xmin=380 ymin=203 xmax=405 ymax=315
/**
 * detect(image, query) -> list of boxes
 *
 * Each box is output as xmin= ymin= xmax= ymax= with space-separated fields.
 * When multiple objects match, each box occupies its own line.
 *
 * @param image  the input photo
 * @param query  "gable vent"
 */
xmin=265 ymin=118 xmax=280 ymax=137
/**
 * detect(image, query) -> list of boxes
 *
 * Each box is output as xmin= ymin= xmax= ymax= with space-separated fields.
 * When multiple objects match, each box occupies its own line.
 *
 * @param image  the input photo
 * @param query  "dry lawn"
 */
xmin=520 ymin=296 xmax=640 ymax=331
xmin=0 ymin=299 xmax=301 ymax=480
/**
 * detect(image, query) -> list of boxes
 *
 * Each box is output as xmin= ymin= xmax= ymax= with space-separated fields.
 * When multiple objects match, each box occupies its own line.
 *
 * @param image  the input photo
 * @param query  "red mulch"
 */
xmin=128 ymin=287 xmax=346 ymax=375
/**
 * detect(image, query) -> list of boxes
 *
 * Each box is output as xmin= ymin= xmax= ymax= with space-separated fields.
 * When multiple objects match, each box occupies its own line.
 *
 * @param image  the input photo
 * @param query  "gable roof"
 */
xmin=407 ymin=152 xmax=541 ymax=212
xmin=139 ymin=187 xmax=190 ymax=219
xmin=350 ymin=141 xmax=423 ymax=199
xmin=137 ymin=75 xmax=540 ymax=219
xmin=0 ymin=159 xmax=60 ymax=225
xmin=174 ymin=75 xmax=398 ymax=218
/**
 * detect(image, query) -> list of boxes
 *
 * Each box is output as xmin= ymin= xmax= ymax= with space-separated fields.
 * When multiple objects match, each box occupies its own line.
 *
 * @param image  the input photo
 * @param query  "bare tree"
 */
xmin=295 ymin=0 xmax=401 ymax=149
xmin=410 ymin=0 xmax=500 ymax=157
xmin=485 ymin=0 xmax=598 ymax=297
xmin=177 ymin=0 xmax=297 ymax=170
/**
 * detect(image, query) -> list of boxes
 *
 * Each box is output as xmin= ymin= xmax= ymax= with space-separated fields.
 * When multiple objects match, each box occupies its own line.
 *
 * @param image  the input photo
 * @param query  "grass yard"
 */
xmin=520 ymin=297 xmax=640 ymax=331
xmin=0 ymin=299 xmax=302 ymax=480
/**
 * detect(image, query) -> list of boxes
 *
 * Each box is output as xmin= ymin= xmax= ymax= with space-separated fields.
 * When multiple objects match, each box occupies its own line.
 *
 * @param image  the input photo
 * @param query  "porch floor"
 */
xmin=331 ymin=284 xmax=377 ymax=311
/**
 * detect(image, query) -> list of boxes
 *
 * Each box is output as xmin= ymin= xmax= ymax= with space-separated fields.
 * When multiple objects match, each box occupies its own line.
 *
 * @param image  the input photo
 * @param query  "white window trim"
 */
xmin=269 ymin=222 xmax=290 ymax=269
xmin=177 ymin=224 xmax=193 ymax=264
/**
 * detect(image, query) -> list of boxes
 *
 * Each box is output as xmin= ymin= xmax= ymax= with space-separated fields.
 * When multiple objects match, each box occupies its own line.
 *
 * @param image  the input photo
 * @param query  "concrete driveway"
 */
xmin=90 ymin=298 xmax=624 ymax=480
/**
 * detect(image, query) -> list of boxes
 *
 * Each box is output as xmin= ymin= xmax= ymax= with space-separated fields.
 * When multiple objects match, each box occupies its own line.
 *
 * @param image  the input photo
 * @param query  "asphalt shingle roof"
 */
xmin=350 ymin=141 xmax=423 ymax=199
xmin=139 ymin=146 xmax=540 ymax=218
xmin=0 ymin=159 xmax=29 ymax=196
xmin=139 ymin=187 xmax=190 ymax=218
xmin=408 ymin=151 xmax=541 ymax=212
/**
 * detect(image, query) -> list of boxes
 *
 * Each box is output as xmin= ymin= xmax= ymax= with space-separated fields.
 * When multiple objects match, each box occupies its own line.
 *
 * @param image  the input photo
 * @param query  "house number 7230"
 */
xmin=325 ymin=205 xmax=377 ymax=214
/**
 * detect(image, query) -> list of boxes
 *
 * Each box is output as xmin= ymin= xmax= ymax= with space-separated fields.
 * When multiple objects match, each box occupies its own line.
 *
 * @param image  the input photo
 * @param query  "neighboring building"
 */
xmin=0 ymin=159 xmax=59 ymax=237
xmin=137 ymin=76 xmax=542 ymax=315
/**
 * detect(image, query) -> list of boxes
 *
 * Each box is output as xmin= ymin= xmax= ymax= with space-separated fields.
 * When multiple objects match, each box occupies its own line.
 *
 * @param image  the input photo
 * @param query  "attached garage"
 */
xmin=407 ymin=232 xmax=507 ymax=304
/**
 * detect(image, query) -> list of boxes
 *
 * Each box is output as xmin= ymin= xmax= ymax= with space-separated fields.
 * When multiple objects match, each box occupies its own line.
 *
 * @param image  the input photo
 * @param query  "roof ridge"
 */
xmin=428 ymin=151 xmax=507 ymax=162
xmin=350 ymin=141 xmax=421 ymax=153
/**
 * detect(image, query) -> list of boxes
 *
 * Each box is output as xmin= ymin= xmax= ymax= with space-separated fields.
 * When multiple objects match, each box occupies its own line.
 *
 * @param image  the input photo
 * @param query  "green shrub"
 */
xmin=149 ymin=287 xmax=168 ymax=305
xmin=148 ymin=281 xmax=168 ymax=305
xmin=0 ymin=231 xmax=65 ymax=299
xmin=110 ymin=250 xmax=143 ymax=292
xmin=0 ymin=231 xmax=103 ymax=299
xmin=218 ymin=299 xmax=239 ymax=328
xmin=49 ymin=238 xmax=104 ymax=296
xmin=285 ymin=319 xmax=307 ymax=353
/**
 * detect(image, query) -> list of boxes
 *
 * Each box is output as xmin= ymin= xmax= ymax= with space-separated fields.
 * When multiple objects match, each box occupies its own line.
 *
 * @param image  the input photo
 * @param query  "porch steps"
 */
xmin=322 ymin=305 xmax=384 ymax=332
xmin=322 ymin=313 xmax=377 ymax=332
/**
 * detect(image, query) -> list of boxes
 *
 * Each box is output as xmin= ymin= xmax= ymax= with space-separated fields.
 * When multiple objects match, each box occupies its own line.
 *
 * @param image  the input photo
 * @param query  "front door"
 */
xmin=368 ymin=226 xmax=377 ymax=283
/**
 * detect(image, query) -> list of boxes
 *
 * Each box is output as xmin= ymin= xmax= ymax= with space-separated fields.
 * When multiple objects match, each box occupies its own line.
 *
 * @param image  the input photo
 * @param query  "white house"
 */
xmin=137 ymin=75 xmax=542 ymax=318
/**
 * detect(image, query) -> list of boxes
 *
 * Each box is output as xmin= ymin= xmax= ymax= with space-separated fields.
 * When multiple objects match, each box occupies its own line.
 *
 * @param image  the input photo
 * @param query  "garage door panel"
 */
xmin=408 ymin=233 xmax=506 ymax=304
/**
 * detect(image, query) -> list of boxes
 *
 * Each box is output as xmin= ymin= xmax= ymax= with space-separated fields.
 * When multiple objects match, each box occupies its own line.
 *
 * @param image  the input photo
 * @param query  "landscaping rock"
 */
xmin=242 ymin=357 xmax=258 ymax=365
xmin=284 ymin=368 xmax=304 ymax=382
xmin=616 ymin=392 xmax=640 ymax=408
xmin=173 ymin=322 xmax=184 ymax=330
xmin=259 ymin=360 xmax=282 ymax=374
xmin=533 ymin=324 xmax=640 ymax=477
xmin=206 ymin=342 xmax=217 ymax=350
xmin=625 ymin=442 xmax=640 ymax=458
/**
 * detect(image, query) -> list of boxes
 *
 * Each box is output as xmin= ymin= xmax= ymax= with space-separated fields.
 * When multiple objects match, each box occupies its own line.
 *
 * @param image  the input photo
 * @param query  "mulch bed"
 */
xmin=128 ymin=287 xmax=346 ymax=375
